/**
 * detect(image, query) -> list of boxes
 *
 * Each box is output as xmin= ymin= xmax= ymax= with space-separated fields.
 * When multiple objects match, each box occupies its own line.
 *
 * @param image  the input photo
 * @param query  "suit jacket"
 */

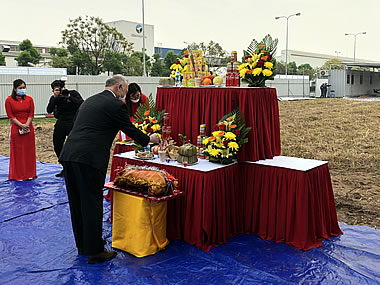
xmin=59 ymin=90 xmax=150 ymax=172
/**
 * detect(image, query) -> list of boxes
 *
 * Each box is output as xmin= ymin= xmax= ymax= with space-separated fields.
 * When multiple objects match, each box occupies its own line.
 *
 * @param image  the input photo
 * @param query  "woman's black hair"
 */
xmin=125 ymin=83 xmax=142 ymax=117
xmin=11 ymin=79 xmax=26 ymax=101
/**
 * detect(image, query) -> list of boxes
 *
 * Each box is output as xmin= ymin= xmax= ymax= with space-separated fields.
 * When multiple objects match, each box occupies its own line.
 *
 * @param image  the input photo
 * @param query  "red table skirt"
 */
xmin=110 ymin=156 xmax=244 ymax=251
xmin=240 ymin=162 xmax=343 ymax=250
xmin=156 ymin=87 xmax=281 ymax=162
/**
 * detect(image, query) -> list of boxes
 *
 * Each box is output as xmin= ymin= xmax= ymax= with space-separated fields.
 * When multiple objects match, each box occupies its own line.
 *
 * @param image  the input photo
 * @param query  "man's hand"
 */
xmin=149 ymin=133 xmax=160 ymax=144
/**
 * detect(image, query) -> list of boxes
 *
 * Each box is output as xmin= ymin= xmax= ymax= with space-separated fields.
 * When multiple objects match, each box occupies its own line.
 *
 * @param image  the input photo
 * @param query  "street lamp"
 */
xmin=275 ymin=12 xmax=301 ymax=75
xmin=344 ymin=32 xmax=366 ymax=62
xmin=142 ymin=0 xmax=146 ymax=76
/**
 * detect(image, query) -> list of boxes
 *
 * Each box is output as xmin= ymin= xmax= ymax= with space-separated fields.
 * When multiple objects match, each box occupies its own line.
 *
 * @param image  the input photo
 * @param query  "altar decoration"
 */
xmin=182 ymin=50 xmax=212 ymax=87
xmin=238 ymin=34 xmax=278 ymax=87
xmin=114 ymin=164 xmax=178 ymax=196
xmin=202 ymin=108 xmax=251 ymax=164
xmin=134 ymin=94 xmax=165 ymax=136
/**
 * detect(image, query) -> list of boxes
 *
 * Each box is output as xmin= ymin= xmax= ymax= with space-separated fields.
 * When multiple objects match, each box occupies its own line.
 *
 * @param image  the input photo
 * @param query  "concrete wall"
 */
xmin=0 ymin=75 xmax=160 ymax=118
xmin=264 ymin=75 xmax=310 ymax=98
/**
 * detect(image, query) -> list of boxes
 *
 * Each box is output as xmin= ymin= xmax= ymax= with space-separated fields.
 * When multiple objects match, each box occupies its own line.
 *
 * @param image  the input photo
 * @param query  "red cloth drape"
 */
xmin=110 ymin=156 xmax=244 ymax=251
xmin=156 ymin=87 xmax=280 ymax=162
xmin=240 ymin=162 xmax=342 ymax=250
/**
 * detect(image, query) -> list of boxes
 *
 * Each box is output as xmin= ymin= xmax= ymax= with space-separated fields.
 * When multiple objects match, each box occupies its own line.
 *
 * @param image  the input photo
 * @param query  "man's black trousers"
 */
xmin=53 ymin=120 xmax=74 ymax=158
xmin=62 ymin=161 xmax=106 ymax=256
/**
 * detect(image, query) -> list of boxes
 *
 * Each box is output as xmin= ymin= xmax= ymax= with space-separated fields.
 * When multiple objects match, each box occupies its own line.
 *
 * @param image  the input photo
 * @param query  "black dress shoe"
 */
xmin=87 ymin=250 xmax=117 ymax=264
xmin=55 ymin=170 xmax=64 ymax=177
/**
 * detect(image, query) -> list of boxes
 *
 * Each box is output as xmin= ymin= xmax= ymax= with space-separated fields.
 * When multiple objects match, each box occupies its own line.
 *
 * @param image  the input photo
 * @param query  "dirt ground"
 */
xmin=0 ymin=98 xmax=379 ymax=229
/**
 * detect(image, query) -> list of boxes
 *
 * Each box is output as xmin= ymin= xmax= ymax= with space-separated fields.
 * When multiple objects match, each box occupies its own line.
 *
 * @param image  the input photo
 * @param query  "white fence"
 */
xmin=0 ymin=75 xmax=160 ymax=118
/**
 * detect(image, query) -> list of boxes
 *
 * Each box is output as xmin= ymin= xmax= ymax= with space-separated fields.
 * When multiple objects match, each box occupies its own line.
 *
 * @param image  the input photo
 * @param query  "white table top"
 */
xmin=114 ymin=151 xmax=237 ymax=172
xmin=244 ymin=156 xmax=328 ymax=172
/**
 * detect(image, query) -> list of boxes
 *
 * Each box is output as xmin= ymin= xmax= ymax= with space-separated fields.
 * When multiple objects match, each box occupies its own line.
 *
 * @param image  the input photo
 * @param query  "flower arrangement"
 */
xmin=202 ymin=108 xmax=251 ymax=164
xmin=133 ymin=94 xmax=165 ymax=151
xmin=170 ymin=56 xmax=188 ymax=78
xmin=238 ymin=34 xmax=278 ymax=87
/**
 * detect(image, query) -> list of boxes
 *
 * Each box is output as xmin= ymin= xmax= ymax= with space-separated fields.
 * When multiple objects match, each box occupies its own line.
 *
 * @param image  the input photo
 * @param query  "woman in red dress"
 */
xmin=5 ymin=79 xmax=36 ymax=180
xmin=119 ymin=83 xmax=148 ymax=141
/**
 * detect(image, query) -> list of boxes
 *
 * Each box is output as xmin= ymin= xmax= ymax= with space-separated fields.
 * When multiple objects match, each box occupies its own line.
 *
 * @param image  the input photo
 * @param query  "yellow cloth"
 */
xmin=112 ymin=191 xmax=169 ymax=257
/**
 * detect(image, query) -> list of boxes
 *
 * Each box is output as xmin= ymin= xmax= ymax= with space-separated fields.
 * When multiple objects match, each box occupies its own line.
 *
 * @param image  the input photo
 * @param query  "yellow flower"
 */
xmin=142 ymin=130 xmax=147 ymax=134
xmin=228 ymin=141 xmax=239 ymax=150
xmin=152 ymin=124 xmax=161 ymax=132
xmin=221 ymin=149 xmax=230 ymax=158
xmin=134 ymin=123 xmax=139 ymax=128
xmin=224 ymin=132 xmax=236 ymax=140
xmin=264 ymin=62 xmax=273 ymax=70
xmin=252 ymin=68 xmax=262 ymax=76
xmin=210 ymin=148 xmax=220 ymax=157
xmin=238 ymin=63 xmax=247 ymax=71
xmin=212 ymin=131 xmax=224 ymax=137
xmin=262 ymin=69 xmax=273 ymax=77
xmin=240 ymin=68 xmax=249 ymax=78
xmin=203 ymin=138 xmax=209 ymax=145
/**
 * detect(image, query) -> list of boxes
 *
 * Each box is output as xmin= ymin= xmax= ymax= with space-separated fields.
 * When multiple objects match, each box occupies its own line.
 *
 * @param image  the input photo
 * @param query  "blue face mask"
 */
xmin=16 ymin=89 xmax=27 ymax=96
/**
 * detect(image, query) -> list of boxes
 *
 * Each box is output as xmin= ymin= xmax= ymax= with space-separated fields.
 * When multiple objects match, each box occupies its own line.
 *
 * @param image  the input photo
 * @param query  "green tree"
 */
xmin=150 ymin=53 xmax=168 ymax=77
xmin=49 ymin=47 xmax=76 ymax=74
xmin=163 ymin=51 xmax=178 ymax=71
xmin=103 ymin=51 xmax=126 ymax=75
xmin=61 ymin=16 xmax=133 ymax=75
xmin=15 ymin=39 xmax=41 ymax=66
xmin=296 ymin=63 xmax=317 ymax=80
xmin=322 ymin=58 xmax=344 ymax=70
xmin=199 ymin=40 xmax=229 ymax=67
xmin=0 ymin=51 xmax=5 ymax=66
xmin=276 ymin=61 xmax=286 ymax=74
xmin=130 ymin=51 xmax=152 ymax=75
xmin=123 ymin=55 xmax=143 ymax=76
xmin=287 ymin=61 xmax=298 ymax=75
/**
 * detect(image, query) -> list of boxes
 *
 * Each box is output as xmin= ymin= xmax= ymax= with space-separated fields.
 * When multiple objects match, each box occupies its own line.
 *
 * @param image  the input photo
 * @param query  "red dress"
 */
xmin=119 ymin=94 xmax=148 ymax=141
xmin=5 ymin=96 xmax=36 ymax=180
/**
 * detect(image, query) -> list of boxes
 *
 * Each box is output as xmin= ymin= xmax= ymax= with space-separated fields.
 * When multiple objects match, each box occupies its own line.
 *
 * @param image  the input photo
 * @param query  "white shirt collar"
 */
xmin=106 ymin=89 xmax=117 ymax=98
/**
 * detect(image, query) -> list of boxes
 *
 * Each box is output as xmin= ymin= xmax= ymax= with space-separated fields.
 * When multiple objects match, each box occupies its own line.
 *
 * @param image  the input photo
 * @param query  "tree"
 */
xmin=199 ymin=40 xmax=229 ymax=67
xmin=287 ymin=61 xmax=298 ymax=75
xmin=61 ymin=16 xmax=133 ymax=75
xmin=123 ymin=55 xmax=144 ymax=76
xmin=163 ymin=51 xmax=178 ymax=71
xmin=49 ymin=47 xmax=76 ymax=74
xmin=0 ymin=51 xmax=5 ymax=66
xmin=103 ymin=51 xmax=126 ymax=75
xmin=15 ymin=39 xmax=41 ymax=66
xmin=322 ymin=58 xmax=344 ymax=70
xmin=130 ymin=51 xmax=152 ymax=75
xmin=150 ymin=53 xmax=166 ymax=77
xmin=296 ymin=63 xmax=317 ymax=80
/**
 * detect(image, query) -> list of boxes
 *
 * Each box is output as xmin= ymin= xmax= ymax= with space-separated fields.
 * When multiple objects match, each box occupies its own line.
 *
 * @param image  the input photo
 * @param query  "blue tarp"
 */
xmin=0 ymin=155 xmax=379 ymax=284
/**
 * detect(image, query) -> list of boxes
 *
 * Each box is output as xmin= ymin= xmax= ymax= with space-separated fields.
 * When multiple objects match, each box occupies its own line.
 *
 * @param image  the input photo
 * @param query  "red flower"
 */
xmin=235 ymin=129 xmax=241 ymax=135
xmin=246 ymin=70 xmax=253 ymax=74
xmin=138 ymin=121 xmax=143 ymax=124
xmin=223 ymin=140 xmax=229 ymax=147
xmin=212 ymin=125 xmax=219 ymax=131
xmin=146 ymin=128 xmax=153 ymax=133
xmin=185 ymin=54 xmax=189 ymax=58
xmin=257 ymin=60 xmax=264 ymax=67
xmin=267 ymin=54 xmax=272 ymax=60
xmin=219 ymin=124 xmax=226 ymax=130
xmin=176 ymin=61 xmax=180 ymax=64
xmin=144 ymin=118 xmax=150 ymax=123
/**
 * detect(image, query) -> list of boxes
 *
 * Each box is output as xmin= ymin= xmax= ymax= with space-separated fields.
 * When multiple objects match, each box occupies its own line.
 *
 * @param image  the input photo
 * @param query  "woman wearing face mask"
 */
xmin=4 ymin=79 xmax=36 ymax=180
xmin=119 ymin=83 xmax=148 ymax=141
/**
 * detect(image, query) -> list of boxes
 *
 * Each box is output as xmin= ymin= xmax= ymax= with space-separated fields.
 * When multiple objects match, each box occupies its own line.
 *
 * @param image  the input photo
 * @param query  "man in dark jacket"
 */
xmin=47 ymin=79 xmax=83 ymax=177
xmin=59 ymin=75 xmax=160 ymax=264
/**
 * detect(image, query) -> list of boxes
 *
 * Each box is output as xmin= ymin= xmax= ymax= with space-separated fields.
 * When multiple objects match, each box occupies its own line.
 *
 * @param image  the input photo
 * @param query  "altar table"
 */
xmin=155 ymin=87 xmax=281 ymax=162
xmin=110 ymin=151 xmax=244 ymax=251
xmin=240 ymin=156 xmax=343 ymax=250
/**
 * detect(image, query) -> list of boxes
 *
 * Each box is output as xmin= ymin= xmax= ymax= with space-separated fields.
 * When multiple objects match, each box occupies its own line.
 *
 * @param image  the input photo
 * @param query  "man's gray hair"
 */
xmin=105 ymin=75 xmax=128 ymax=87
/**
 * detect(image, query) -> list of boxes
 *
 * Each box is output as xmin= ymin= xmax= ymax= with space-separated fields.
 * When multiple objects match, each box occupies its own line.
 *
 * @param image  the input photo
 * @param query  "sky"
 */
xmin=1 ymin=0 xmax=379 ymax=61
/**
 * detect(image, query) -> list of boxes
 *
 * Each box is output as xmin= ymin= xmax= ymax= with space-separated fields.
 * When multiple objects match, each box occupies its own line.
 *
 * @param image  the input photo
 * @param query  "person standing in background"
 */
xmin=47 ymin=78 xmax=83 ymax=177
xmin=119 ymin=82 xmax=148 ymax=141
xmin=5 ymin=79 xmax=36 ymax=180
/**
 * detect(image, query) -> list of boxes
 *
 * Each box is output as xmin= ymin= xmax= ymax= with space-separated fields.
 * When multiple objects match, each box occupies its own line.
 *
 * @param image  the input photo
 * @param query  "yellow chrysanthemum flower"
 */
xmin=228 ymin=141 xmax=239 ymax=150
xmin=152 ymin=124 xmax=161 ymax=132
xmin=252 ymin=68 xmax=262 ymax=76
xmin=238 ymin=63 xmax=247 ymax=71
xmin=240 ymin=68 xmax=249 ymax=78
xmin=262 ymin=69 xmax=273 ymax=77
xmin=224 ymin=132 xmax=236 ymax=140
xmin=134 ymin=123 xmax=139 ymax=128
xmin=203 ymin=138 xmax=209 ymax=145
xmin=142 ymin=130 xmax=147 ymax=134
xmin=210 ymin=148 xmax=220 ymax=157
xmin=264 ymin=62 xmax=273 ymax=70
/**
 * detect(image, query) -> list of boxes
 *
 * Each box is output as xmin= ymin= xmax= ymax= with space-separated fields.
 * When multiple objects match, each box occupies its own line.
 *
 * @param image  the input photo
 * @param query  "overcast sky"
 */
xmin=2 ymin=0 xmax=379 ymax=61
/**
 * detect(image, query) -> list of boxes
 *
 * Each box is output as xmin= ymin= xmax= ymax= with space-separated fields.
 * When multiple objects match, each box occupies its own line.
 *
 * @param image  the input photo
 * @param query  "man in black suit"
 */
xmin=59 ymin=75 xmax=160 ymax=264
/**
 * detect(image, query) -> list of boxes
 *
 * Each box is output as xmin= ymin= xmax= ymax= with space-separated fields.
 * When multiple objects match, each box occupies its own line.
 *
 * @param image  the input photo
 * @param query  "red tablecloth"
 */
xmin=240 ymin=161 xmax=343 ymax=251
xmin=110 ymin=155 xmax=244 ymax=251
xmin=156 ymin=87 xmax=281 ymax=162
